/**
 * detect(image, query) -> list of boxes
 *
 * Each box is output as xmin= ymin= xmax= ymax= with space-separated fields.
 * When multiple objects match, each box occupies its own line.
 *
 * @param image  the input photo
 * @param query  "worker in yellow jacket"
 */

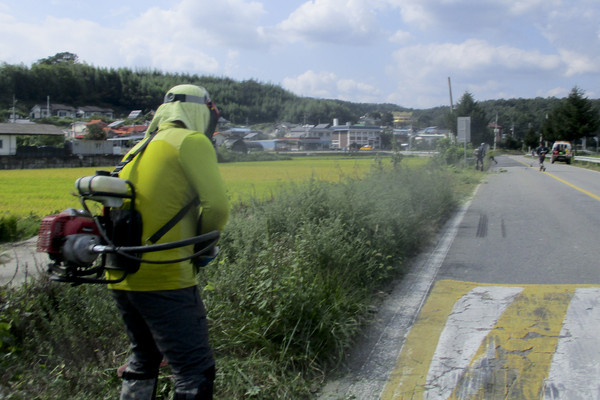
xmin=109 ymin=84 xmax=229 ymax=400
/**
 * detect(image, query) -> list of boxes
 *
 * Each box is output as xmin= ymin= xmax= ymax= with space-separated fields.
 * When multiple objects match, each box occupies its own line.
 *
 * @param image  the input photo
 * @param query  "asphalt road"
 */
xmin=320 ymin=154 xmax=600 ymax=399
xmin=438 ymin=154 xmax=600 ymax=285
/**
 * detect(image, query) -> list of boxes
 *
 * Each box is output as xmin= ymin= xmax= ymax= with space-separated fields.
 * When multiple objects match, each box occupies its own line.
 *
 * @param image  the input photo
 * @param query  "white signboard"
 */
xmin=457 ymin=117 xmax=471 ymax=143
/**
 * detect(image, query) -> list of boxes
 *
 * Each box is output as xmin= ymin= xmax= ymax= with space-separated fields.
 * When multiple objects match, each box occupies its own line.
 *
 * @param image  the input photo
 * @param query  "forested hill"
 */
xmin=2 ymin=53 xmax=599 ymax=137
xmin=0 ymin=53 xmax=404 ymax=126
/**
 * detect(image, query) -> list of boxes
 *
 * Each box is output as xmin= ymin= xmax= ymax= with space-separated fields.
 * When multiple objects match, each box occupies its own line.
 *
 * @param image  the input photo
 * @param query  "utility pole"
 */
xmin=448 ymin=77 xmax=454 ymax=112
xmin=11 ymin=95 xmax=17 ymax=123
xmin=493 ymin=112 xmax=498 ymax=151
xmin=448 ymin=77 xmax=455 ymax=142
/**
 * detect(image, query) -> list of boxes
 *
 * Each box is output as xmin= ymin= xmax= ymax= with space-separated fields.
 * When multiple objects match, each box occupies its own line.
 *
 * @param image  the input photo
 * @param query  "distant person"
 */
xmin=536 ymin=142 xmax=549 ymax=171
xmin=475 ymin=143 xmax=486 ymax=171
xmin=488 ymin=149 xmax=498 ymax=164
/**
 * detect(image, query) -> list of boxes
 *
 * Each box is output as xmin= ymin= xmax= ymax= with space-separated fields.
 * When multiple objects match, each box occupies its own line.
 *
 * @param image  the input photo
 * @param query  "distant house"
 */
xmin=0 ymin=123 xmax=65 ymax=156
xmin=393 ymin=128 xmax=412 ymax=147
xmin=77 ymin=106 xmax=114 ymax=119
xmin=393 ymin=111 xmax=413 ymax=126
xmin=213 ymin=132 xmax=228 ymax=147
xmin=30 ymin=104 xmax=114 ymax=120
xmin=331 ymin=123 xmax=383 ymax=150
xmin=224 ymin=138 xmax=249 ymax=153
xmin=68 ymin=121 xmax=88 ymax=139
xmin=30 ymin=103 xmax=77 ymax=119
xmin=282 ymin=123 xmax=332 ymax=150
xmin=109 ymin=125 xmax=148 ymax=138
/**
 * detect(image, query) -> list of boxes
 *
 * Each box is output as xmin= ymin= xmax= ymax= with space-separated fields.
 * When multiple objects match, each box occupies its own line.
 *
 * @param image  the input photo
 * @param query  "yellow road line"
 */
xmin=450 ymin=285 xmax=572 ymax=399
xmin=514 ymin=157 xmax=600 ymax=202
xmin=381 ymin=280 xmax=474 ymax=399
xmin=382 ymin=280 xmax=598 ymax=400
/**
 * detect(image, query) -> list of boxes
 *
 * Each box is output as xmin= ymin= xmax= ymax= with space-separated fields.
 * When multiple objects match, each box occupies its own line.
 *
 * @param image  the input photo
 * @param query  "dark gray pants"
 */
xmin=111 ymin=286 xmax=215 ymax=395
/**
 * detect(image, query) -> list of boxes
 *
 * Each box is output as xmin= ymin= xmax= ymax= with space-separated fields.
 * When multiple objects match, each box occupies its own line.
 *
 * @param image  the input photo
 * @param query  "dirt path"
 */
xmin=0 ymin=236 xmax=48 ymax=286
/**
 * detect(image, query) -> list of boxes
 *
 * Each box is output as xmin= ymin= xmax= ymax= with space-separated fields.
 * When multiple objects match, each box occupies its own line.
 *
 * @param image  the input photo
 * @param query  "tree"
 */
xmin=542 ymin=87 xmax=600 ymax=144
xmin=85 ymin=124 xmax=106 ymax=140
xmin=524 ymin=126 xmax=539 ymax=149
xmin=381 ymin=111 xmax=394 ymax=127
xmin=34 ymin=52 xmax=79 ymax=66
xmin=448 ymin=92 xmax=490 ymax=145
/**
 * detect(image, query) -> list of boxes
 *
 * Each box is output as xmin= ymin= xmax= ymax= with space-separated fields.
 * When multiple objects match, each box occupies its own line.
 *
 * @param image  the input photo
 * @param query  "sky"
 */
xmin=1 ymin=0 xmax=599 ymax=109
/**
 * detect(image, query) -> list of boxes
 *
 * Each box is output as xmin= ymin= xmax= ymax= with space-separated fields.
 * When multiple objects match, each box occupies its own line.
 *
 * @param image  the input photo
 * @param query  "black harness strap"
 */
xmin=147 ymin=196 xmax=200 ymax=244
xmin=111 ymin=129 xmax=158 ymax=177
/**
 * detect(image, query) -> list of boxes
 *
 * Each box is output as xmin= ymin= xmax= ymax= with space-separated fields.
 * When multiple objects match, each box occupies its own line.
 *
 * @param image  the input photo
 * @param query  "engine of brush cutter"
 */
xmin=37 ymin=208 xmax=103 ymax=269
xmin=37 ymin=173 xmax=221 ymax=285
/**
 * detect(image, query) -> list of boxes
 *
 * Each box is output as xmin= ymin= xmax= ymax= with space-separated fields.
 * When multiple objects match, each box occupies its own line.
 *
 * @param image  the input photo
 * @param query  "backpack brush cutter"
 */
xmin=37 ymin=171 xmax=219 ymax=285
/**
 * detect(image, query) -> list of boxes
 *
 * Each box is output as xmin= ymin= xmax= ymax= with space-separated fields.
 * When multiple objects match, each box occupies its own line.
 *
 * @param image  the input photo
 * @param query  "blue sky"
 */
xmin=1 ymin=0 xmax=599 ymax=109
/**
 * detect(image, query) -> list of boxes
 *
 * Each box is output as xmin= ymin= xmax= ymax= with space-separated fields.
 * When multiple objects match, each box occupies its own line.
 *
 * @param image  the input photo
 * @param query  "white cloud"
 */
xmin=0 ymin=0 xmax=264 ymax=74
xmin=275 ymin=0 xmax=381 ymax=45
xmin=390 ymin=39 xmax=561 ymax=76
xmin=282 ymin=70 xmax=337 ymax=98
xmin=384 ymin=39 xmax=566 ymax=107
xmin=282 ymin=70 xmax=381 ymax=102
xmin=389 ymin=30 xmax=413 ymax=44
xmin=508 ymin=0 xmax=558 ymax=15
xmin=558 ymin=49 xmax=600 ymax=77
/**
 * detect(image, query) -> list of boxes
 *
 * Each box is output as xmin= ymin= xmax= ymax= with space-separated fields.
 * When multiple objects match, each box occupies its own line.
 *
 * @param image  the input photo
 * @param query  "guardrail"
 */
xmin=574 ymin=156 xmax=600 ymax=164
xmin=525 ymin=154 xmax=600 ymax=164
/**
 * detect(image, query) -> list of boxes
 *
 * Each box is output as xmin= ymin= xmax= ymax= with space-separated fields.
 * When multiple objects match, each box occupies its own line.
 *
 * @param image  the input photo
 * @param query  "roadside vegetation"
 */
xmin=0 ymin=150 xmax=482 ymax=399
xmin=573 ymin=159 xmax=600 ymax=172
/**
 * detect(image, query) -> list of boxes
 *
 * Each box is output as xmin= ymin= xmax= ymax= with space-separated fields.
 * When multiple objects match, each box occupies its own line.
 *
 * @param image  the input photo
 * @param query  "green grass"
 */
xmin=0 ymin=156 xmax=427 ymax=218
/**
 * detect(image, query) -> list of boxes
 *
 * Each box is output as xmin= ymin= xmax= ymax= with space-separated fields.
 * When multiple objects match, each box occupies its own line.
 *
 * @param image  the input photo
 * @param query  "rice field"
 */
xmin=0 ymin=156 xmax=426 ymax=218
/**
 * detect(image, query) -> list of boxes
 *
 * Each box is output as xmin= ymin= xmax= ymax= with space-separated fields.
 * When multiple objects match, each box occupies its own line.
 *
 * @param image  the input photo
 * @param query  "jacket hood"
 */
xmin=146 ymin=84 xmax=212 ymax=137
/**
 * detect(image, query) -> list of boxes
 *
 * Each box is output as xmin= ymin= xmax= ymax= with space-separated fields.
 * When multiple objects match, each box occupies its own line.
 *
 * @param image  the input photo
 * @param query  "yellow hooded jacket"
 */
xmin=107 ymin=85 xmax=230 ymax=291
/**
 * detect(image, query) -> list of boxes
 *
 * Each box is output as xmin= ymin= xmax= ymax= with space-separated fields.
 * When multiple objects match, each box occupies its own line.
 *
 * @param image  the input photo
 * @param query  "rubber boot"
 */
xmin=173 ymin=379 xmax=213 ymax=400
xmin=173 ymin=366 xmax=214 ymax=400
xmin=120 ymin=371 xmax=158 ymax=400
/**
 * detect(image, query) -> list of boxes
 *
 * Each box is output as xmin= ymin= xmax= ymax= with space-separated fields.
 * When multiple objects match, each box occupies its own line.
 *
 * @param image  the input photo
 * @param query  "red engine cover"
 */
xmin=37 ymin=209 xmax=99 ymax=254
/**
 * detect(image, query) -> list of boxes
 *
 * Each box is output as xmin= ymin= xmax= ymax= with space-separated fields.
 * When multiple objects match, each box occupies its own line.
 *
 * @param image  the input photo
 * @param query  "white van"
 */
xmin=551 ymin=141 xmax=572 ymax=164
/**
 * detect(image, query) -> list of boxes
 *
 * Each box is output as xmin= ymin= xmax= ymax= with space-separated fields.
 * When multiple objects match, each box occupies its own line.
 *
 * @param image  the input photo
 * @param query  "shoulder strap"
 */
xmin=111 ymin=129 xmax=158 ymax=177
xmin=147 ymin=196 xmax=200 ymax=244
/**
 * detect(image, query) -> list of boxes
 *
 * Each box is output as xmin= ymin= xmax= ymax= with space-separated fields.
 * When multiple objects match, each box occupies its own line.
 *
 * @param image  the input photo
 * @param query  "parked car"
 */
xmin=360 ymin=145 xmax=373 ymax=151
xmin=551 ymin=141 xmax=572 ymax=164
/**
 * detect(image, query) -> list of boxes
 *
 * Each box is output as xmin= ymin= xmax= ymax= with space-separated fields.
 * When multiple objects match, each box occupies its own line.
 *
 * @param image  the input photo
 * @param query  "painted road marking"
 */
xmin=381 ymin=280 xmax=600 ymax=400
xmin=514 ymin=156 xmax=600 ymax=202
xmin=543 ymin=288 xmax=600 ymax=399
xmin=425 ymin=286 xmax=524 ymax=399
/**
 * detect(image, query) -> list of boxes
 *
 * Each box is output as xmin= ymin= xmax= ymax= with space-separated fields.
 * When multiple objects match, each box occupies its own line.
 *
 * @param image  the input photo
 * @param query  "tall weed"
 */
xmin=200 ymin=163 xmax=458 ymax=398
xmin=1 ymin=161 xmax=463 ymax=399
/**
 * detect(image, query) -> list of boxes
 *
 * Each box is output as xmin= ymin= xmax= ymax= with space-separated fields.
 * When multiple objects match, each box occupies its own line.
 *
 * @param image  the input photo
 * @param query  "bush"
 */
xmin=0 ymin=214 xmax=18 ymax=242
xmin=200 ymin=163 xmax=458 ymax=398
xmin=435 ymin=137 xmax=470 ymax=165
xmin=0 ymin=213 xmax=41 ymax=243
xmin=0 ymin=279 xmax=126 ymax=399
